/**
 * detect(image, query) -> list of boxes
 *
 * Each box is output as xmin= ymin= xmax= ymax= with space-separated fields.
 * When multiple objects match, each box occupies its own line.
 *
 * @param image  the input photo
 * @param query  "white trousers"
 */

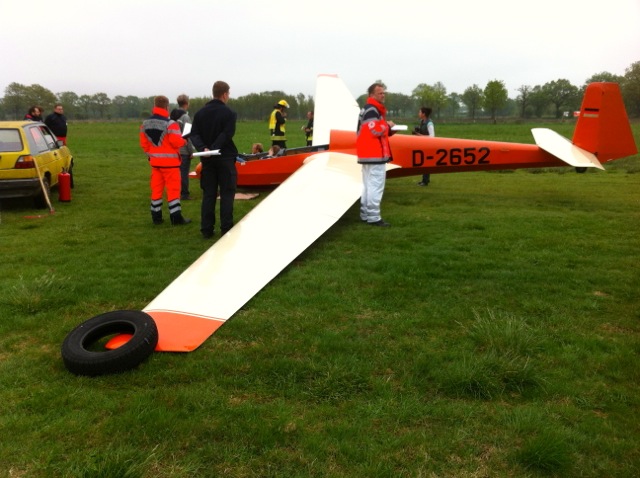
xmin=360 ymin=163 xmax=386 ymax=223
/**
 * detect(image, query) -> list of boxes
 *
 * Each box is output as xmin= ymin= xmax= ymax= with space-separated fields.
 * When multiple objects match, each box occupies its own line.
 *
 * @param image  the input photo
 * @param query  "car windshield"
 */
xmin=0 ymin=129 xmax=23 ymax=152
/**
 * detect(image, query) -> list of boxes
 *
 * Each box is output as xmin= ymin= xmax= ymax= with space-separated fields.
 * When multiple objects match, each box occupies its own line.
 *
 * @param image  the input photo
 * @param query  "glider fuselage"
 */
xmin=236 ymin=131 xmax=561 ymax=188
xmin=235 ymin=80 xmax=636 ymax=188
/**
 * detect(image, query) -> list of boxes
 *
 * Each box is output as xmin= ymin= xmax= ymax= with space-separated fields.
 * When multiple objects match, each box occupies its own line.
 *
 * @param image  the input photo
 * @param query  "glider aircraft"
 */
xmin=235 ymin=75 xmax=636 ymax=187
xmin=61 ymin=75 xmax=637 ymax=375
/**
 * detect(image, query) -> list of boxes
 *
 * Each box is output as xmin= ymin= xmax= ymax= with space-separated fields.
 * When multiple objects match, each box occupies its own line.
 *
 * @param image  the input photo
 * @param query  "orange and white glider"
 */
xmin=63 ymin=75 xmax=636 ymax=370
xmin=148 ymin=76 xmax=637 ymax=352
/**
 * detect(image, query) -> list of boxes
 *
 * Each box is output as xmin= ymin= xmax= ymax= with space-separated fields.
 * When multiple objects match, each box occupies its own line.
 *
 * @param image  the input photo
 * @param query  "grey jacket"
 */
xmin=176 ymin=112 xmax=194 ymax=156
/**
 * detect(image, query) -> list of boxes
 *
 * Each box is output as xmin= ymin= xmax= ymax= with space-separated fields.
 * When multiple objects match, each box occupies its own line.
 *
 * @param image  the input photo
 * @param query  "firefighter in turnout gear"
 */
xmin=269 ymin=99 xmax=289 ymax=148
xmin=140 ymin=95 xmax=192 ymax=225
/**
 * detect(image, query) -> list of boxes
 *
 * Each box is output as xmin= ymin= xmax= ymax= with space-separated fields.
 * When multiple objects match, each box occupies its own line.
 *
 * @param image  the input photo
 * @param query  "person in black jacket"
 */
xmin=24 ymin=105 xmax=43 ymax=122
xmin=190 ymin=81 xmax=238 ymax=238
xmin=45 ymin=104 xmax=68 ymax=144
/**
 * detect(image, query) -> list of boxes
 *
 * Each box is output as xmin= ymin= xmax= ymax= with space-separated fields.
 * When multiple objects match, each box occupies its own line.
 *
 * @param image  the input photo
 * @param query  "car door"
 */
xmin=26 ymin=124 xmax=65 ymax=184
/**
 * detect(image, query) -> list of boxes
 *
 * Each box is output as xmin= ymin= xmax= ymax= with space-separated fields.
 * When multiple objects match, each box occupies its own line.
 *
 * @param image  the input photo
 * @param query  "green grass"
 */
xmin=0 ymin=120 xmax=639 ymax=477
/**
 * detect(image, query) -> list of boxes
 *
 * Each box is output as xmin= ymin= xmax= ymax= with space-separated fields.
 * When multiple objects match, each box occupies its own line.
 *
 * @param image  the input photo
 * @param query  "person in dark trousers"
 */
xmin=45 ymin=104 xmax=68 ymax=144
xmin=269 ymin=100 xmax=289 ymax=148
xmin=170 ymin=94 xmax=195 ymax=200
xmin=190 ymin=81 xmax=238 ymax=239
xmin=414 ymin=106 xmax=435 ymax=186
xmin=140 ymin=95 xmax=191 ymax=226
xmin=356 ymin=82 xmax=395 ymax=227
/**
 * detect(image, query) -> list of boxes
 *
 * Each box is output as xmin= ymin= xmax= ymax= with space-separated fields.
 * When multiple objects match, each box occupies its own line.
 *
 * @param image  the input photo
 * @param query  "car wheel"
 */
xmin=61 ymin=310 xmax=158 ymax=376
xmin=34 ymin=176 xmax=51 ymax=209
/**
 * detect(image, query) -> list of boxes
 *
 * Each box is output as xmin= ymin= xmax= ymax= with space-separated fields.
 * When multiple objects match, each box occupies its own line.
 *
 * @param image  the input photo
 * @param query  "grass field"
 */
xmin=0 ymin=120 xmax=639 ymax=477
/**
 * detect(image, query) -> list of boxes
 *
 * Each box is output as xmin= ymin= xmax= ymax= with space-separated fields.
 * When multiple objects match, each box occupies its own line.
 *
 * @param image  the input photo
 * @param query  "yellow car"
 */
xmin=0 ymin=121 xmax=74 ymax=208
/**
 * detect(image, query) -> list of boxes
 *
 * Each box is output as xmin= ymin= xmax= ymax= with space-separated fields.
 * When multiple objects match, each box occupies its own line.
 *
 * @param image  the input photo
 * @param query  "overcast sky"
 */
xmin=3 ymin=0 xmax=639 ymax=102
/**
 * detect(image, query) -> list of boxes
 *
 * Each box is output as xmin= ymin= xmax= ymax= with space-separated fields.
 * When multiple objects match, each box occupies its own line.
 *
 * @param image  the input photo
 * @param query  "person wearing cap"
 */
xmin=269 ymin=99 xmax=289 ymax=148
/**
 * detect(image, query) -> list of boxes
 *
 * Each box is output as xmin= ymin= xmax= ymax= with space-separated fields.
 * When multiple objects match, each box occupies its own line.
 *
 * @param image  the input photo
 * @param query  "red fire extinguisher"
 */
xmin=58 ymin=169 xmax=72 ymax=202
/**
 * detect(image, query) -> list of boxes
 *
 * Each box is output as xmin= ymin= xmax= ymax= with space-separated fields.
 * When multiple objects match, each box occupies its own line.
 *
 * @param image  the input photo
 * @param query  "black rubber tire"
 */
xmin=61 ymin=310 xmax=158 ymax=376
xmin=34 ymin=176 xmax=51 ymax=209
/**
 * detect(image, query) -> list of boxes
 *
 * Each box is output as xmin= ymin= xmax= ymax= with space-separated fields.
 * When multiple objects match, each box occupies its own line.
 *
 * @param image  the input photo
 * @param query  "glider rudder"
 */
xmin=572 ymin=82 xmax=637 ymax=162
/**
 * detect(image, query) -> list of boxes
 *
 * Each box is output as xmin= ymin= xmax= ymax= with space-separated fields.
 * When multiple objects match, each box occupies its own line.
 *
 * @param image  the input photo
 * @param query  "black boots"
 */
xmin=151 ymin=210 xmax=163 ymax=225
xmin=151 ymin=199 xmax=191 ymax=225
xmin=170 ymin=211 xmax=192 ymax=225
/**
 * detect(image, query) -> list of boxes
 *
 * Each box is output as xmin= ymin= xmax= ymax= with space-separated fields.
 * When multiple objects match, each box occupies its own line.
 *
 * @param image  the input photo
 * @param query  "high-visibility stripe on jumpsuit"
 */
xmin=140 ymin=107 xmax=186 ymax=223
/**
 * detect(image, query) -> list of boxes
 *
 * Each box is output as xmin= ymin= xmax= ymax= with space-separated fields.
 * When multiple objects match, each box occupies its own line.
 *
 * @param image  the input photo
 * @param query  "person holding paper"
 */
xmin=190 ymin=81 xmax=238 ymax=238
xmin=170 ymin=95 xmax=195 ymax=200
xmin=356 ymin=82 xmax=395 ymax=227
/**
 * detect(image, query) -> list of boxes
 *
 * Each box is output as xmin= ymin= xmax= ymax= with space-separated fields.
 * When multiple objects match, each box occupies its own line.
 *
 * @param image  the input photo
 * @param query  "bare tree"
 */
xmin=516 ymin=85 xmax=532 ymax=118
xmin=461 ymin=85 xmax=484 ymax=120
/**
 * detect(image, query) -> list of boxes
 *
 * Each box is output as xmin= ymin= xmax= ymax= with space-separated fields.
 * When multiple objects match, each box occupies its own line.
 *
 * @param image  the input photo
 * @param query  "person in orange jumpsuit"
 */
xmin=140 ymin=95 xmax=191 ymax=225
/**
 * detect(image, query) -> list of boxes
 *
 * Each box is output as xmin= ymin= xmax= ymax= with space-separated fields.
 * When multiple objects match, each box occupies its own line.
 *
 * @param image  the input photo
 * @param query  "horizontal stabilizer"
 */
xmin=532 ymin=128 xmax=604 ymax=170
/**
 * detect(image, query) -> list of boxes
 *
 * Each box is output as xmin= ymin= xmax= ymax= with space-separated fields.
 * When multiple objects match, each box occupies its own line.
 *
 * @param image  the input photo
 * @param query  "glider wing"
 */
xmin=145 ymin=152 xmax=397 ymax=352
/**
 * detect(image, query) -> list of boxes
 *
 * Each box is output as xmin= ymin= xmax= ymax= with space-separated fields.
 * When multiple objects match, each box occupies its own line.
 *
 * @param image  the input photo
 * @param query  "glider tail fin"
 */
xmin=312 ymin=74 xmax=360 ymax=146
xmin=572 ymin=82 xmax=637 ymax=163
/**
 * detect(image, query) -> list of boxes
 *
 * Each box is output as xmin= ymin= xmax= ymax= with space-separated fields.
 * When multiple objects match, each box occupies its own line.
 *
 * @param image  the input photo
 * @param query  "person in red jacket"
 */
xmin=356 ymin=82 xmax=395 ymax=227
xmin=140 ymin=95 xmax=191 ymax=225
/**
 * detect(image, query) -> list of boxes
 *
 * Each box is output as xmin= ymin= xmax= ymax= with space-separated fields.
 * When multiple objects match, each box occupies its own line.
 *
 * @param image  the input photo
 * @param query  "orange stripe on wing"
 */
xmin=145 ymin=310 xmax=225 ymax=352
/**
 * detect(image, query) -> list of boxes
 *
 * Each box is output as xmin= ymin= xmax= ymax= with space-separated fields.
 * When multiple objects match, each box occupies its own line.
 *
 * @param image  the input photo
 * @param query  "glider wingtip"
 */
xmin=145 ymin=310 xmax=226 ymax=353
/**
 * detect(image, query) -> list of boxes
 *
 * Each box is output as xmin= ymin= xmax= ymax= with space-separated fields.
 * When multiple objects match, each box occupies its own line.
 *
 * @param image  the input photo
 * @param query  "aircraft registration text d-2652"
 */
xmin=412 ymin=147 xmax=491 ymax=167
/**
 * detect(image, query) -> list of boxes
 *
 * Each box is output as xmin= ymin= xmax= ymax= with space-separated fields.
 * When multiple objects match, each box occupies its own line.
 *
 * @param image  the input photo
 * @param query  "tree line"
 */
xmin=1 ymin=61 xmax=638 ymax=122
